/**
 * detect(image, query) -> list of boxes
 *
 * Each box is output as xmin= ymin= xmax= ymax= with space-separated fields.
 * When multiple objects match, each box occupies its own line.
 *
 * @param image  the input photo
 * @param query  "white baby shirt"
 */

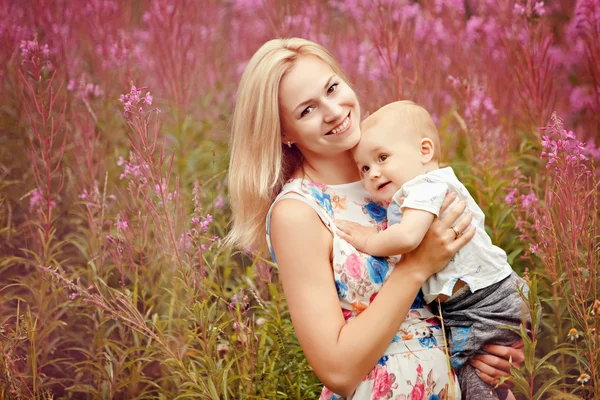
xmin=387 ymin=167 xmax=513 ymax=303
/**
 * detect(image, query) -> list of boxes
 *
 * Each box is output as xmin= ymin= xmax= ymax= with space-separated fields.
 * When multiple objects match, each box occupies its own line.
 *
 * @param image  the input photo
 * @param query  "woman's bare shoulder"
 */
xmin=270 ymin=197 xmax=324 ymax=231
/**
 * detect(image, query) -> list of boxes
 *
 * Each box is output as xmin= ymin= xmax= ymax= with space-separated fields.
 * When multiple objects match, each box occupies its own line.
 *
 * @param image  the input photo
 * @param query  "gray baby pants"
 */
xmin=434 ymin=272 xmax=531 ymax=400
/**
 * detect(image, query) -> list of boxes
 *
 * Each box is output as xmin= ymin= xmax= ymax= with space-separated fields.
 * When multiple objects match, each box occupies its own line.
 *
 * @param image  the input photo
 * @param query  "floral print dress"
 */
xmin=266 ymin=179 xmax=461 ymax=400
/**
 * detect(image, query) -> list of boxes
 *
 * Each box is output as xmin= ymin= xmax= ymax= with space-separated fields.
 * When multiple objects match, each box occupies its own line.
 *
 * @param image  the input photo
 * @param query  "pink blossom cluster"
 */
xmin=67 ymin=75 xmax=103 ymax=99
xmin=118 ymin=84 xmax=153 ymax=116
xmin=505 ymin=189 xmax=538 ymax=210
xmin=229 ymin=293 xmax=249 ymax=310
xmin=214 ymin=196 xmax=225 ymax=209
xmin=116 ymin=216 xmax=128 ymax=231
xmin=117 ymin=155 xmax=148 ymax=184
xmin=541 ymin=126 xmax=590 ymax=173
xmin=465 ymin=86 xmax=497 ymax=120
xmin=514 ymin=1 xmax=546 ymax=18
xmin=185 ymin=214 xmax=218 ymax=253
xmin=464 ymin=16 xmax=503 ymax=62
xmin=20 ymin=38 xmax=50 ymax=62
xmin=29 ymin=188 xmax=56 ymax=212
xmin=191 ymin=214 xmax=213 ymax=234
xmin=154 ymin=183 xmax=178 ymax=202
xmin=447 ymin=76 xmax=497 ymax=124
xmin=82 ymin=0 xmax=118 ymax=17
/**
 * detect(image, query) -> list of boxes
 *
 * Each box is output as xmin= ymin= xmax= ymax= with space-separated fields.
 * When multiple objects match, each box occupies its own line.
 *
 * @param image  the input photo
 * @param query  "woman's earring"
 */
xmin=287 ymin=141 xmax=292 ymax=148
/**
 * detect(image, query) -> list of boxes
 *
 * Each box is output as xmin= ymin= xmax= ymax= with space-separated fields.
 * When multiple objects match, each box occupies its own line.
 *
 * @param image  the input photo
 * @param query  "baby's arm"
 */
xmin=336 ymin=208 xmax=435 ymax=256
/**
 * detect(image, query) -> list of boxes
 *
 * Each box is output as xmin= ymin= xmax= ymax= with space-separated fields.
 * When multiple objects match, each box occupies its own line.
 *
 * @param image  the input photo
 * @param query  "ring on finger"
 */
xmin=451 ymin=226 xmax=461 ymax=240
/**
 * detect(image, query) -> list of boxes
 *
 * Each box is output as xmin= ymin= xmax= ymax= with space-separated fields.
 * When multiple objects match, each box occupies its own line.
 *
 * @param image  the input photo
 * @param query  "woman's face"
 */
xmin=278 ymin=55 xmax=361 ymax=157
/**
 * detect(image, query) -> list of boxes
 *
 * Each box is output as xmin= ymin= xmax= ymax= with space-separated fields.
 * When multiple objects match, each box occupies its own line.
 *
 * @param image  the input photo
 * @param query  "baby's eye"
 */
xmin=360 ymin=165 xmax=370 ymax=173
xmin=379 ymin=154 xmax=388 ymax=162
xmin=300 ymin=106 xmax=314 ymax=118
xmin=327 ymin=83 xmax=338 ymax=95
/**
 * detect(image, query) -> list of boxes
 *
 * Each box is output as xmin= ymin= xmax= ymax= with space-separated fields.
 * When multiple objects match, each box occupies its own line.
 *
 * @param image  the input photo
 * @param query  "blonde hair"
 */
xmin=226 ymin=38 xmax=351 ymax=252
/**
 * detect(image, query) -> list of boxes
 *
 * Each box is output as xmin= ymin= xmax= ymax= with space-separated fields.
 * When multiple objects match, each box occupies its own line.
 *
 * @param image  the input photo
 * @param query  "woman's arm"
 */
xmin=270 ymin=196 xmax=474 ymax=396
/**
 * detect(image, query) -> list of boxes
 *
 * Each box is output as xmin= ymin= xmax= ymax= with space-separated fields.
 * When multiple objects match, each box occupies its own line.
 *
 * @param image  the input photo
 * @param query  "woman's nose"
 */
xmin=322 ymin=100 xmax=343 ymax=123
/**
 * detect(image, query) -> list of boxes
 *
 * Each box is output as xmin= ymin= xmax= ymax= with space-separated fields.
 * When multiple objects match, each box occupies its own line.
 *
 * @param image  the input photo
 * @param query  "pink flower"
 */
xmin=345 ymin=253 xmax=364 ymax=280
xmin=342 ymin=308 xmax=353 ymax=321
xmin=372 ymin=366 xmax=393 ymax=399
xmin=321 ymin=387 xmax=335 ymax=399
xmin=521 ymin=193 xmax=537 ymax=209
xmin=410 ymin=381 xmax=425 ymax=400
xmin=117 ymin=220 xmax=128 ymax=231
xmin=29 ymin=189 xmax=43 ymax=211
xmin=505 ymin=189 xmax=517 ymax=205
xmin=215 ymin=196 xmax=225 ymax=209
xmin=370 ymin=291 xmax=379 ymax=303
xmin=199 ymin=214 xmax=213 ymax=233
xmin=514 ymin=4 xmax=526 ymax=15
xmin=119 ymin=84 xmax=153 ymax=117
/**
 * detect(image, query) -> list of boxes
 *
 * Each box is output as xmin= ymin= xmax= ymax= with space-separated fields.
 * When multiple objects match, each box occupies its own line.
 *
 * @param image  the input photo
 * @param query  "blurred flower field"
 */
xmin=0 ymin=0 xmax=599 ymax=398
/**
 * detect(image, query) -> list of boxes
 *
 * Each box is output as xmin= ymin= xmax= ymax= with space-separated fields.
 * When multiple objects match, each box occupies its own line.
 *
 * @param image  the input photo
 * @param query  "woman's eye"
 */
xmin=300 ymin=106 xmax=314 ymax=118
xmin=379 ymin=154 xmax=388 ymax=162
xmin=327 ymin=83 xmax=338 ymax=95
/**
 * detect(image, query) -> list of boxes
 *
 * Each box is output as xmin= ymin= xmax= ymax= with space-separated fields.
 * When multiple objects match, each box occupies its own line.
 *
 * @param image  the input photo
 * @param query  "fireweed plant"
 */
xmin=0 ymin=0 xmax=599 ymax=398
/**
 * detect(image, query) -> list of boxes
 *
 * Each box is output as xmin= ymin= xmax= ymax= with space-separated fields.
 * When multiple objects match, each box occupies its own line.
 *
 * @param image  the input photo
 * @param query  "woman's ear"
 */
xmin=420 ymin=138 xmax=435 ymax=163
xmin=281 ymin=133 xmax=292 ymax=147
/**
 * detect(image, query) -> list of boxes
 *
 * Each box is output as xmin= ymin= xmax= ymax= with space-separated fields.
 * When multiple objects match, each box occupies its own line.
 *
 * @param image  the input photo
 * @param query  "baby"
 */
xmin=337 ymin=100 xmax=530 ymax=400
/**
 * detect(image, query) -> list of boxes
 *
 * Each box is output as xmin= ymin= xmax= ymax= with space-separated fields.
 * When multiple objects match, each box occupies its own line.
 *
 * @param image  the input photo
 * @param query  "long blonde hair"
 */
xmin=226 ymin=38 xmax=350 ymax=252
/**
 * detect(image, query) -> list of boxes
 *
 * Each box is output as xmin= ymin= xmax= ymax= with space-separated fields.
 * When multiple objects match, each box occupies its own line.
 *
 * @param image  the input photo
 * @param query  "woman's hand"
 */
xmin=470 ymin=341 xmax=525 ymax=388
xmin=398 ymin=193 xmax=475 ymax=280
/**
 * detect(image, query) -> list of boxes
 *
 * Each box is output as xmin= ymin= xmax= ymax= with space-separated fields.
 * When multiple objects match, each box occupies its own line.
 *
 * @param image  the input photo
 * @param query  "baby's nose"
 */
xmin=369 ymin=168 xmax=380 ymax=179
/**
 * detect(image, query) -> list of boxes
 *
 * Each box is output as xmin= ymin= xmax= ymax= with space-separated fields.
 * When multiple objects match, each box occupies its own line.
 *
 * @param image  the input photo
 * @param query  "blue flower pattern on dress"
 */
xmin=419 ymin=335 xmax=438 ymax=348
xmin=410 ymin=291 xmax=426 ymax=309
xmin=364 ymin=201 xmax=386 ymax=222
xmin=310 ymin=187 xmax=334 ymax=215
xmin=378 ymin=355 xmax=389 ymax=366
xmin=366 ymin=256 xmax=388 ymax=284
xmin=335 ymin=280 xmax=348 ymax=299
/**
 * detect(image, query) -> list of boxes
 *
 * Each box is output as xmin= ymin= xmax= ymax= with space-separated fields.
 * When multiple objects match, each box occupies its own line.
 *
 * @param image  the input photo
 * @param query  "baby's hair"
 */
xmin=370 ymin=100 xmax=441 ymax=162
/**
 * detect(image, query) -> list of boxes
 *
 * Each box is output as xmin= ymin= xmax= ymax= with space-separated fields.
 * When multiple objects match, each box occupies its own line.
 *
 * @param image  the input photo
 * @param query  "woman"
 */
xmin=227 ymin=38 xmax=523 ymax=399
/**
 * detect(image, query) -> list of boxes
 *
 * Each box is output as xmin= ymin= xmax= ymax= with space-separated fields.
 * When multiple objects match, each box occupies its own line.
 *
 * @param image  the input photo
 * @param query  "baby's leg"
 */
xmin=442 ymin=274 xmax=530 ymax=400
xmin=457 ymin=364 xmax=499 ymax=399
xmin=446 ymin=324 xmax=496 ymax=399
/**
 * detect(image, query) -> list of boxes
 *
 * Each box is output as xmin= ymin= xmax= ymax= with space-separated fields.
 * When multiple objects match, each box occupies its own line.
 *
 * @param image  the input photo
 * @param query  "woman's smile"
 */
xmin=326 ymin=112 xmax=352 ymax=136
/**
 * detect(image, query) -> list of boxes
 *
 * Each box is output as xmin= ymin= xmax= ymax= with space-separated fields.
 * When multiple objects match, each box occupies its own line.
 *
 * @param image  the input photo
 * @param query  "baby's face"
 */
xmin=353 ymin=122 xmax=424 ymax=203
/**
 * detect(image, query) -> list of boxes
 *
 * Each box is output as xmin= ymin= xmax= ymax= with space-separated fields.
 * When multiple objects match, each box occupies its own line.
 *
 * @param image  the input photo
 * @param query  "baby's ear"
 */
xmin=420 ymin=138 xmax=435 ymax=163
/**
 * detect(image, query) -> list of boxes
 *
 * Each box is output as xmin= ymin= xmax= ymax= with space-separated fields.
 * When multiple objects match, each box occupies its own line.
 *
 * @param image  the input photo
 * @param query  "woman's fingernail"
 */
xmin=475 ymin=369 xmax=481 ymax=376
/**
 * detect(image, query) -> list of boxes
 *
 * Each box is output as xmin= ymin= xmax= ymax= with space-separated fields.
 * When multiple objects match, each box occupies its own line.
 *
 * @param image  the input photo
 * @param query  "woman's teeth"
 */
xmin=330 ymin=115 xmax=350 ymax=135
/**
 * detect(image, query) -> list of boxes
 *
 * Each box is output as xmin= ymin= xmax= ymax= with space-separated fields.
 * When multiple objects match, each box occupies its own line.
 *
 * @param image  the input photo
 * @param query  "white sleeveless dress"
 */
xmin=266 ymin=178 xmax=461 ymax=400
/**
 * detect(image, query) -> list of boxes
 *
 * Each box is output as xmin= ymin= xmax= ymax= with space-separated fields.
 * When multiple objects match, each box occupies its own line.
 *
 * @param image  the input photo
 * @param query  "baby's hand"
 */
xmin=335 ymin=220 xmax=379 ymax=253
